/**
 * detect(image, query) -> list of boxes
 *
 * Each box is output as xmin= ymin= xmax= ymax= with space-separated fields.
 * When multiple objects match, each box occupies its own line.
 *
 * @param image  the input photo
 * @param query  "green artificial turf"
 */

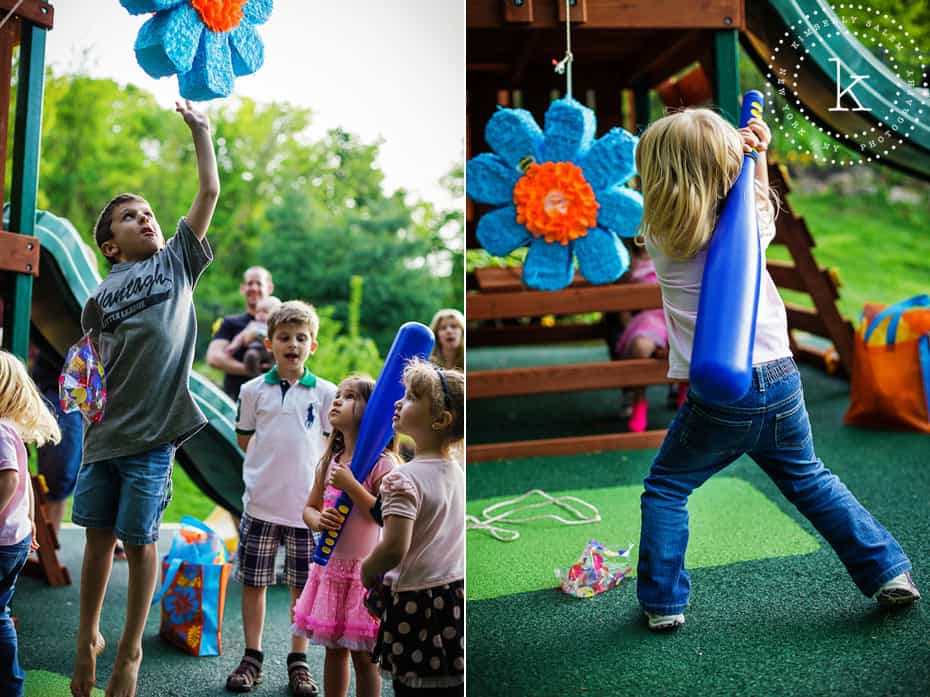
xmin=467 ymin=478 xmax=819 ymax=601
xmin=466 ymin=354 xmax=930 ymax=696
xmin=24 ymin=671 xmax=105 ymax=697
xmin=17 ymin=528 xmax=392 ymax=696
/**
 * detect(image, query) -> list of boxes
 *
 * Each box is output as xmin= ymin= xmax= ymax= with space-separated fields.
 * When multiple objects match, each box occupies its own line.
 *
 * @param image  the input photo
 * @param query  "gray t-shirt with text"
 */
xmin=81 ymin=218 xmax=213 ymax=463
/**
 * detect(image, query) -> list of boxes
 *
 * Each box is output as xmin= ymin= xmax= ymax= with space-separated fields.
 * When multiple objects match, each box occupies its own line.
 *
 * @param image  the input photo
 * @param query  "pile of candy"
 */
xmin=556 ymin=539 xmax=634 ymax=598
xmin=59 ymin=334 xmax=106 ymax=423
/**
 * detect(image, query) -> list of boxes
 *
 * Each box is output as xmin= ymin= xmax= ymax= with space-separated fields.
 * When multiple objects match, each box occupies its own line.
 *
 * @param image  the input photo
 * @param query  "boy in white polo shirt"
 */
xmin=227 ymin=300 xmax=336 ymax=697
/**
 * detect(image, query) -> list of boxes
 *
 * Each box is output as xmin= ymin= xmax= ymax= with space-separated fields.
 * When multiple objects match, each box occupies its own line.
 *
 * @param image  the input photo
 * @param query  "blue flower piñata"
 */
xmin=120 ymin=0 xmax=272 ymax=101
xmin=466 ymin=99 xmax=643 ymax=290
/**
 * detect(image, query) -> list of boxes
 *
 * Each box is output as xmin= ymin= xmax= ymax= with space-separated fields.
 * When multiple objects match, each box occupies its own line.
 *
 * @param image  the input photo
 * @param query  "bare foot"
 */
xmin=71 ymin=634 xmax=106 ymax=697
xmin=105 ymin=646 xmax=142 ymax=697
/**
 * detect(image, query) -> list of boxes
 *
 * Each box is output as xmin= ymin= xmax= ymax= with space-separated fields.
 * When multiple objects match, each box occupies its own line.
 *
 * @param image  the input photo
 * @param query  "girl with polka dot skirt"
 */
xmin=361 ymin=359 xmax=465 ymax=697
xmin=294 ymin=376 xmax=397 ymax=697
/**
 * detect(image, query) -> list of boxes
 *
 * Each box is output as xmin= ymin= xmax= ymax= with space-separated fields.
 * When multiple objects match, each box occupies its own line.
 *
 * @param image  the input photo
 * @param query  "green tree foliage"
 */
xmin=311 ymin=276 xmax=384 ymax=384
xmin=255 ymin=129 xmax=456 ymax=351
xmin=17 ymin=67 xmax=462 ymax=365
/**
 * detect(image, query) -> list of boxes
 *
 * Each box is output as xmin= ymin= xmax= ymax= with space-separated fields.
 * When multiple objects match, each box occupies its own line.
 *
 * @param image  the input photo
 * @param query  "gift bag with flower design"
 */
xmin=151 ymin=515 xmax=232 ymax=656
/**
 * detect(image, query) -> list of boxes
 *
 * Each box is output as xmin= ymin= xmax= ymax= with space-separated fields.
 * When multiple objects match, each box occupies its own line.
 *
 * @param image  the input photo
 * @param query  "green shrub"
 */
xmin=311 ymin=276 xmax=384 ymax=383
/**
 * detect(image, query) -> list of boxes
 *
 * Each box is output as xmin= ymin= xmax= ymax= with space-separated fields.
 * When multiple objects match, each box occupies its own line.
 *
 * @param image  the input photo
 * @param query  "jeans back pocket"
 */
xmin=774 ymin=398 xmax=813 ymax=450
xmin=680 ymin=402 xmax=753 ymax=454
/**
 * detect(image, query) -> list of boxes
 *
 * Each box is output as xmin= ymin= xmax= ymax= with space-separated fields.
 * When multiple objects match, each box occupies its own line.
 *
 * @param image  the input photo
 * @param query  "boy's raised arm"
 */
xmin=176 ymin=99 xmax=220 ymax=240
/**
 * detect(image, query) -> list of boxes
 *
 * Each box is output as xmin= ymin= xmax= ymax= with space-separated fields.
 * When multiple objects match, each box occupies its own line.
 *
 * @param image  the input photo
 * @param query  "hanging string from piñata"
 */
xmin=551 ymin=0 xmax=574 ymax=98
xmin=465 ymin=0 xmax=643 ymax=291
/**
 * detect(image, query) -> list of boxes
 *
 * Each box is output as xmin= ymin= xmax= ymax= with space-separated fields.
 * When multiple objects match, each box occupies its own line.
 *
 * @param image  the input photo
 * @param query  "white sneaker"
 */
xmin=646 ymin=612 xmax=685 ymax=631
xmin=875 ymin=572 xmax=921 ymax=607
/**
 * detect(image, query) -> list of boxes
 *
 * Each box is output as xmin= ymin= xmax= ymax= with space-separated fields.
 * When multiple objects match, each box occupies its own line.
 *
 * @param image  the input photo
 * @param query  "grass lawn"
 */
xmin=770 ymin=189 xmax=930 ymax=320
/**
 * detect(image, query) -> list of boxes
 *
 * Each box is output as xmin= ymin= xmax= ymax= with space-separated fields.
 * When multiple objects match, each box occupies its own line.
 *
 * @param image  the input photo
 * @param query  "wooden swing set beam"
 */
xmin=469 ymin=0 xmax=744 ymax=30
xmin=0 ymin=0 xmax=53 ymax=30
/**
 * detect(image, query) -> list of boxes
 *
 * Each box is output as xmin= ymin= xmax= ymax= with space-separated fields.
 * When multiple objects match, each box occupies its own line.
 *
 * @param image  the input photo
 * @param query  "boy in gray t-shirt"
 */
xmin=70 ymin=100 xmax=220 ymax=697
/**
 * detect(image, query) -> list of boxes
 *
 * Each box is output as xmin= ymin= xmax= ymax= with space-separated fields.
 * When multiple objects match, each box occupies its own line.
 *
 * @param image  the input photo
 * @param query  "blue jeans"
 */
xmin=637 ymin=358 xmax=911 ymax=615
xmin=72 ymin=445 xmax=174 ymax=545
xmin=0 ymin=536 xmax=30 ymax=697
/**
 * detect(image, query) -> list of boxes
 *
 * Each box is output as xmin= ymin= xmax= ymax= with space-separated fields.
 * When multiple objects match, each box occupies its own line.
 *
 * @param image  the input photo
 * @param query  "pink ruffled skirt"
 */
xmin=292 ymin=557 xmax=379 ymax=651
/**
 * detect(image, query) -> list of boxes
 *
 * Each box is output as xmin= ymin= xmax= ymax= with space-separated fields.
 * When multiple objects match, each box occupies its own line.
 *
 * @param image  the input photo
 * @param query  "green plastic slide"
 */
xmin=745 ymin=0 xmax=930 ymax=179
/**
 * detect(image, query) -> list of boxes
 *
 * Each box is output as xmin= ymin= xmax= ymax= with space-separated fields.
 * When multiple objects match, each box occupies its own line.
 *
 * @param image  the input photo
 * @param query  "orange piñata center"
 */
xmin=191 ymin=0 xmax=246 ymax=33
xmin=512 ymin=161 xmax=598 ymax=245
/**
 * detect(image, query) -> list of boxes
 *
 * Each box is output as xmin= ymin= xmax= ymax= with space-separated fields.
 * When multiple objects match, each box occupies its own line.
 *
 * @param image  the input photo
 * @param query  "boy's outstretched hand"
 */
xmin=175 ymin=99 xmax=210 ymax=132
xmin=178 ymin=98 xmax=220 ymax=240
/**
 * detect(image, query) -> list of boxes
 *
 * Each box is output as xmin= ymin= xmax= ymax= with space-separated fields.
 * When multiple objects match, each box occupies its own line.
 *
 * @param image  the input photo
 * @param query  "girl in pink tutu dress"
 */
xmin=615 ymin=247 xmax=675 ymax=432
xmin=294 ymin=375 xmax=396 ymax=697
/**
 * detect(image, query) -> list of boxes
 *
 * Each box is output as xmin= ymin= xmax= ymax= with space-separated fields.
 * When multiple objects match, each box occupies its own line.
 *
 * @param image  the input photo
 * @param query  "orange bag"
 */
xmin=844 ymin=295 xmax=930 ymax=433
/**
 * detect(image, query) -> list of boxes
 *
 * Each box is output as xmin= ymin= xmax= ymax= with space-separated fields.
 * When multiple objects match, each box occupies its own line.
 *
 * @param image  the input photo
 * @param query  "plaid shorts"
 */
xmin=236 ymin=513 xmax=315 ymax=588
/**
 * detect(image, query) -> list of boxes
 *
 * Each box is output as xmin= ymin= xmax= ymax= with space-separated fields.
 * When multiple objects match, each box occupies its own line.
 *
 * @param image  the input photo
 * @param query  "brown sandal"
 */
xmin=226 ymin=654 xmax=263 ymax=693
xmin=287 ymin=660 xmax=319 ymax=697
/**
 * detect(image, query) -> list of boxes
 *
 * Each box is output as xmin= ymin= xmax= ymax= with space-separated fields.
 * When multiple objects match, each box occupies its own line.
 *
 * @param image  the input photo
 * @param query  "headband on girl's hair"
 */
xmin=434 ymin=364 xmax=453 ymax=410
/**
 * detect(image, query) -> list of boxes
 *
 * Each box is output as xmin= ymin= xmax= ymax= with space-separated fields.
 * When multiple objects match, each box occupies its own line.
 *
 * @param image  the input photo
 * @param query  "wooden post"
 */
xmin=713 ymin=29 xmax=740 ymax=125
xmin=7 ymin=19 xmax=47 ymax=360
xmin=503 ymin=0 xmax=534 ymax=23
xmin=0 ymin=16 xmax=14 ymax=213
xmin=23 ymin=474 xmax=71 ymax=586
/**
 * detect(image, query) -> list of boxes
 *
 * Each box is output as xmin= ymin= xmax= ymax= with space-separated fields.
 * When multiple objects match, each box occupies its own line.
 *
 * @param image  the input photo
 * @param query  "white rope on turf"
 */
xmin=466 ymin=488 xmax=600 ymax=542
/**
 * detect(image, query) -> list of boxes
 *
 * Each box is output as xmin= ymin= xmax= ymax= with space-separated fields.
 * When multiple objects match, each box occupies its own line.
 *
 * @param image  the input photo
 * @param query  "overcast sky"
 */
xmin=43 ymin=1 xmax=464 ymax=209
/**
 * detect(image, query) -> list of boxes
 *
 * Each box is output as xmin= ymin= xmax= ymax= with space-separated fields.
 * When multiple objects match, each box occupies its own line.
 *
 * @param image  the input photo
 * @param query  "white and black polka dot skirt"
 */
xmin=370 ymin=580 xmax=464 ymax=688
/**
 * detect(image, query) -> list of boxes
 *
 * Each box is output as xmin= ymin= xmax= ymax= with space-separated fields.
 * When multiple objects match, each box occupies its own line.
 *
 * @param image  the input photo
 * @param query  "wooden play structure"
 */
xmin=466 ymin=0 xmax=855 ymax=462
xmin=0 ymin=1 xmax=69 ymax=585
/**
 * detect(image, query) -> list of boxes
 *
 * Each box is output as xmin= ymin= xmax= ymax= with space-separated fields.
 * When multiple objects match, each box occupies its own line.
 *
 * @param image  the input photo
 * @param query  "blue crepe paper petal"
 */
xmin=243 ymin=0 xmax=274 ymax=24
xmin=523 ymin=237 xmax=575 ymax=290
xmin=597 ymin=186 xmax=644 ymax=238
xmin=475 ymin=206 xmax=531 ymax=257
xmin=485 ymin=108 xmax=543 ymax=170
xmin=135 ymin=5 xmax=204 ymax=78
xmin=178 ymin=31 xmax=234 ymax=101
xmin=466 ymin=153 xmax=520 ymax=206
xmin=229 ymin=24 xmax=265 ymax=77
xmin=541 ymin=99 xmax=596 ymax=163
xmin=581 ymin=127 xmax=638 ymax=190
xmin=575 ymin=227 xmax=630 ymax=284
xmin=120 ymin=0 xmax=185 ymax=15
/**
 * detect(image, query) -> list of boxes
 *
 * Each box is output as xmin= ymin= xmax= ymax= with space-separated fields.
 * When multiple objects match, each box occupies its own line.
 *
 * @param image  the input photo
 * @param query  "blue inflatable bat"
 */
xmin=312 ymin=322 xmax=434 ymax=566
xmin=689 ymin=90 xmax=765 ymax=404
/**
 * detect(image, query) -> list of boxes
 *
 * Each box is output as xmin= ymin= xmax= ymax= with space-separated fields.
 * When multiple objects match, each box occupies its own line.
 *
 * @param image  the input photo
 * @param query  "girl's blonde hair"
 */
xmin=428 ymin=308 xmax=465 ymax=370
xmin=0 ymin=351 xmax=61 ymax=447
xmin=636 ymin=108 xmax=776 ymax=260
xmin=403 ymin=358 xmax=464 ymax=455
xmin=314 ymin=375 xmax=397 ymax=489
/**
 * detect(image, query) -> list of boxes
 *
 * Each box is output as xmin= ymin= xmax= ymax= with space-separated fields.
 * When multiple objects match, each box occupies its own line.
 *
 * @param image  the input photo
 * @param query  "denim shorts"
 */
xmin=71 ymin=444 xmax=174 ymax=545
xmin=36 ymin=388 xmax=83 ymax=501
